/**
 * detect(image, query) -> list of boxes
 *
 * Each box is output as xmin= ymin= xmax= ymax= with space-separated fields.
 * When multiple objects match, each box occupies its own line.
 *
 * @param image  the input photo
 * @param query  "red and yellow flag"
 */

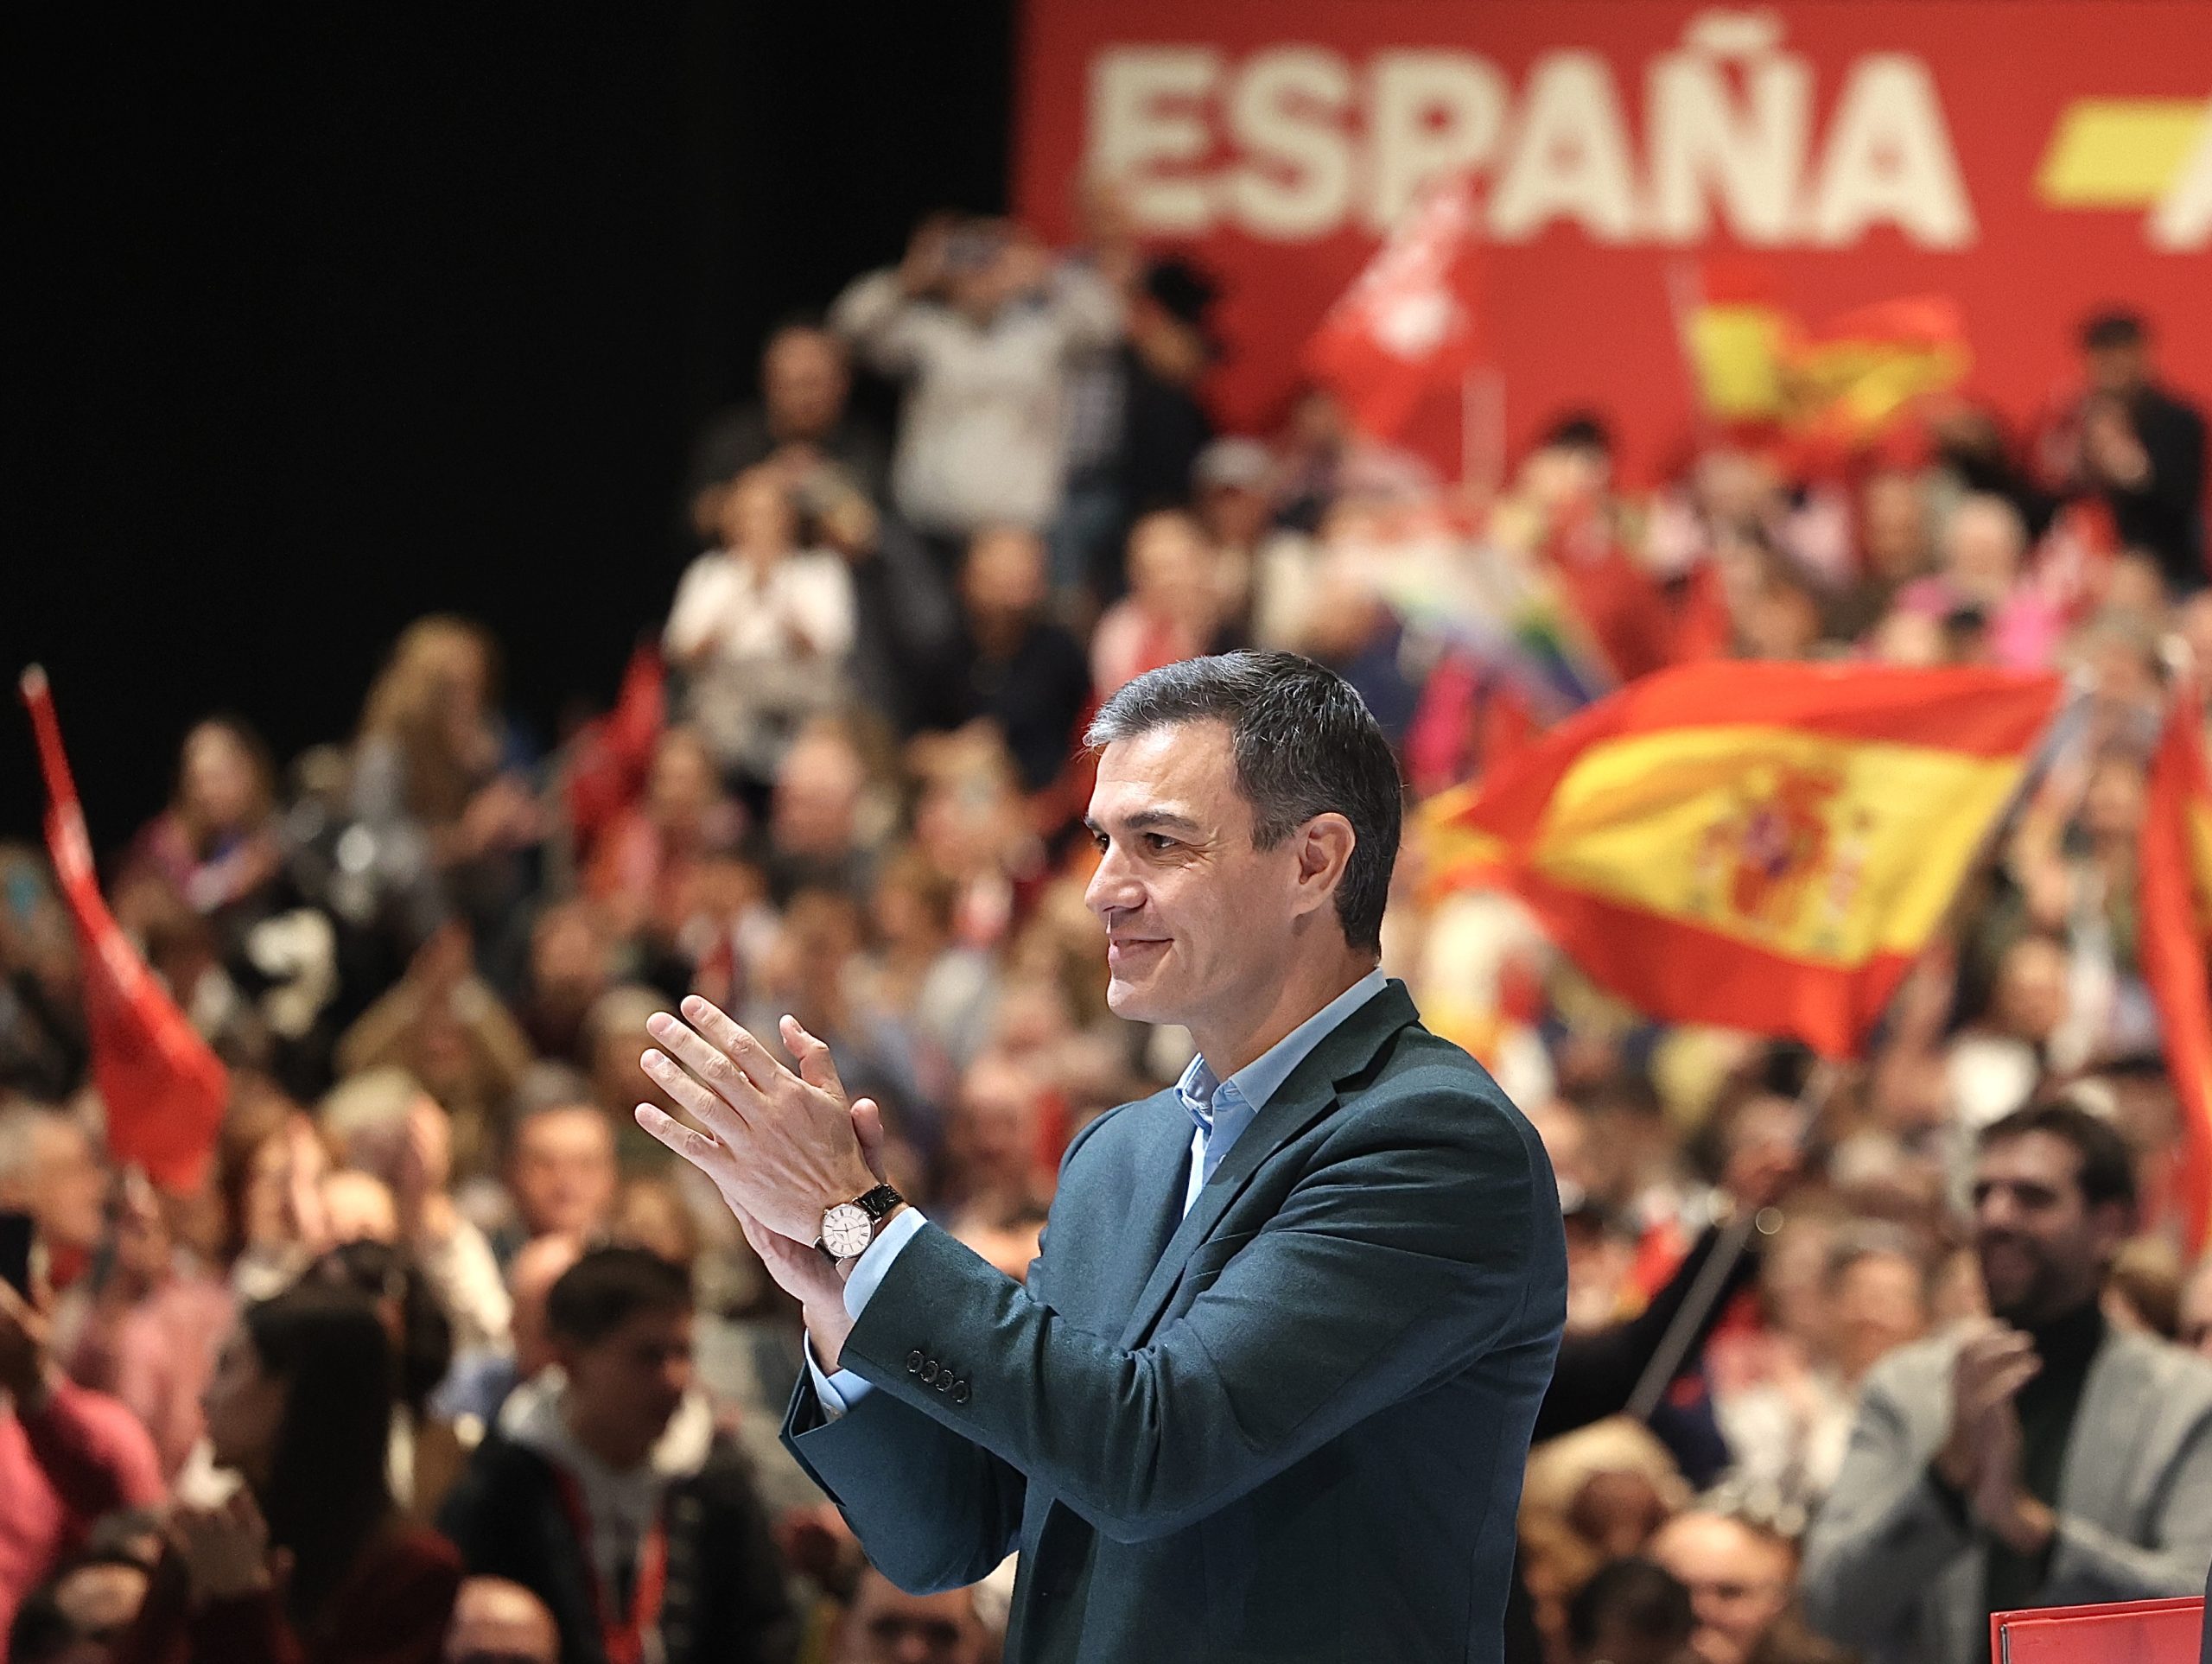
xmin=2139 ymin=684 xmax=2212 ymax=1253
xmin=1426 ymin=662 xmax=2063 ymax=1057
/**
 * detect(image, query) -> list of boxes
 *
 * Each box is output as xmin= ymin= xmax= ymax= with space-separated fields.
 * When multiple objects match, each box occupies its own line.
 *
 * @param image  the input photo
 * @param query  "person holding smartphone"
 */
xmin=0 ymin=1201 xmax=165 ymax=1642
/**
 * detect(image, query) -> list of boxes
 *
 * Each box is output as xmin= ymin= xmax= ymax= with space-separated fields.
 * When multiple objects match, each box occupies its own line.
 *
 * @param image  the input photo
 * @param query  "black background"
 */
xmin=4 ymin=5 xmax=1015 ymax=850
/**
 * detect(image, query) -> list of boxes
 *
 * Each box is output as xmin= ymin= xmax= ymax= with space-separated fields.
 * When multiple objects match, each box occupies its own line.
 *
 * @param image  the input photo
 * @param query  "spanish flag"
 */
xmin=2139 ymin=684 xmax=2212 ymax=1253
xmin=1427 ymin=662 xmax=2062 ymax=1057
xmin=21 ymin=667 xmax=229 ymax=1195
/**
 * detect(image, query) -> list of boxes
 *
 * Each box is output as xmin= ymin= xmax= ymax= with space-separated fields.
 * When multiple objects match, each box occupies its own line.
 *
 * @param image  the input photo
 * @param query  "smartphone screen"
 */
xmin=0 ymin=1210 xmax=33 ymax=1299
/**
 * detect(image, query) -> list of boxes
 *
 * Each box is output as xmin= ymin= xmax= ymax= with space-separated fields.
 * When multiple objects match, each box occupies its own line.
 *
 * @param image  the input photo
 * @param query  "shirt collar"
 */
xmin=1176 ymin=968 xmax=1389 ymax=1135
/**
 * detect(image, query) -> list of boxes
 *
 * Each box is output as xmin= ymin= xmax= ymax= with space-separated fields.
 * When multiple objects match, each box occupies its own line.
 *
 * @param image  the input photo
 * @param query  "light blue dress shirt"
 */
xmin=809 ymin=968 xmax=1389 ymax=1416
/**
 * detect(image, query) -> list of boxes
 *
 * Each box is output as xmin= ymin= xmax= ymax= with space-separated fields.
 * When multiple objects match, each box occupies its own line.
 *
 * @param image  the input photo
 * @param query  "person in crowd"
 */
xmin=923 ymin=526 xmax=1092 ymax=797
xmin=56 ymin=1167 xmax=234 ymax=1482
xmin=0 ymin=1102 xmax=110 ymax=1291
xmin=433 ymin=1231 xmax=585 ymax=1438
xmin=1 ymin=1252 xmax=164 ymax=1642
xmin=1889 ymin=493 xmax=2064 ymax=671
xmin=1088 ymin=509 xmax=1225 ymax=696
xmin=319 ymin=1070 xmax=512 ymax=1352
xmin=514 ymin=911 xmax=614 ymax=1069
xmin=664 ymin=467 xmax=857 ymax=803
xmin=830 ymin=1566 xmax=993 ymax=1664
xmin=1564 ymin=1558 xmax=1695 ymax=1664
xmin=1715 ymin=1226 xmax=1931 ymax=1511
xmin=831 ymin=213 xmax=1123 ymax=557
xmin=8 ymin=1550 xmax=154 ymax=1664
xmin=443 ymin=1577 xmax=561 ymax=1664
xmin=2046 ymin=310 xmax=2208 ymax=592
xmin=350 ymin=616 xmax=542 ymax=960
xmin=124 ymin=719 xmax=284 ymax=922
xmin=304 ymin=1240 xmax=467 ymax=1524
xmin=502 ymin=1100 xmax=620 ymax=1254
xmin=585 ymin=727 xmax=745 ymax=949
xmin=685 ymin=321 xmax=893 ymax=513
xmin=1802 ymin=1102 xmax=2212 ymax=1663
xmin=1648 ymin=1511 xmax=1799 ymax=1664
xmin=335 ymin=926 xmax=536 ymax=1180
xmin=118 ymin=1282 xmax=462 ymax=1664
xmin=436 ymin=1247 xmax=797 ymax=1664
xmin=764 ymin=718 xmax=881 ymax=904
xmin=858 ymin=848 xmax=999 ymax=1106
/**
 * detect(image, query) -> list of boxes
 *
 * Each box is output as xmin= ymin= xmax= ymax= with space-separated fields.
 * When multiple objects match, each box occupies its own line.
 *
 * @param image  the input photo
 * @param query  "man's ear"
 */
xmin=1292 ymin=814 xmax=1357 ymax=920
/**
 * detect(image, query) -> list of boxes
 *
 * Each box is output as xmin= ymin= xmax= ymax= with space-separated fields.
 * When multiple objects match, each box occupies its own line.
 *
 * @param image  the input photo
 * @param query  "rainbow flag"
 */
xmin=1428 ymin=662 xmax=2063 ymax=1056
xmin=2139 ymin=685 xmax=2212 ymax=1253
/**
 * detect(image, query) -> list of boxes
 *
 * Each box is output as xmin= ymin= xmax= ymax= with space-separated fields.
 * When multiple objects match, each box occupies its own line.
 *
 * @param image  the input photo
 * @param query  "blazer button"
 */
xmin=935 ymin=1369 xmax=951 ymax=1393
xmin=951 ymin=1380 xmax=970 ymax=1404
xmin=920 ymin=1360 xmax=939 ymax=1384
xmin=906 ymin=1350 xmax=924 ymax=1375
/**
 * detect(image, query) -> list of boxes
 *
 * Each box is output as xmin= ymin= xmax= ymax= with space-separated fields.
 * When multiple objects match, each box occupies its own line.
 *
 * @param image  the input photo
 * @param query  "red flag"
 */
xmin=1302 ymin=178 xmax=1483 ymax=441
xmin=20 ymin=668 xmax=228 ymax=1195
xmin=2139 ymin=683 xmax=2212 ymax=1253
xmin=563 ymin=641 xmax=666 ymax=857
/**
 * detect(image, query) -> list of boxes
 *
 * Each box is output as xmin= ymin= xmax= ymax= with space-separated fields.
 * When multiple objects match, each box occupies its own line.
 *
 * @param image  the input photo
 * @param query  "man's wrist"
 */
xmin=836 ymin=1202 xmax=911 ymax=1285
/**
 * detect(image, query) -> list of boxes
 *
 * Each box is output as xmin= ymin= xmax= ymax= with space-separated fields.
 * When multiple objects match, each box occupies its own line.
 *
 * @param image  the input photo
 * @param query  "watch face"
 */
xmin=822 ymin=1203 xmax=874 ymax=1259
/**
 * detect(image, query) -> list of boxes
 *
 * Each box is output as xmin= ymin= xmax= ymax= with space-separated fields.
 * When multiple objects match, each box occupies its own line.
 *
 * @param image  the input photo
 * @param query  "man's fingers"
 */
xmin=677 ymin=995 xmax=796 ymax=1096
xmin=645 ymin=1013 xmax=768 ymax=1119
xmin=634 ymin=1103 xmax=734 ymax=1176
xmin=779 ymin=1014 xmax=845 ymax=1097
xmin=640 ymin=1047 xmax=755 ymax=1143
xmin=850 ymin=1097 xmax=889 ymax=1183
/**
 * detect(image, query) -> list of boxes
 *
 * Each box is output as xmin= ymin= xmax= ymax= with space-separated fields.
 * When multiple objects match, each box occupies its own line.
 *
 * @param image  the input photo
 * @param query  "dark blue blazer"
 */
xmin=782 ymin=980 xmax=1567 ymax=1663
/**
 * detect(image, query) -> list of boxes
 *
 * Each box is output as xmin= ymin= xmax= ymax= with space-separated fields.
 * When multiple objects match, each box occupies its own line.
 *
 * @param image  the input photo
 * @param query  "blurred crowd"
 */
xmin=1 ymin=200 xmax=2209 ymax=1664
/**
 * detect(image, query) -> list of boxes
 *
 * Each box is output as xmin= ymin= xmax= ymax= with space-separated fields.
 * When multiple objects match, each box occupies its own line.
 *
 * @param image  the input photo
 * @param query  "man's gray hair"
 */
xmin=1086 ymin=651 xmax=1402 ymax=954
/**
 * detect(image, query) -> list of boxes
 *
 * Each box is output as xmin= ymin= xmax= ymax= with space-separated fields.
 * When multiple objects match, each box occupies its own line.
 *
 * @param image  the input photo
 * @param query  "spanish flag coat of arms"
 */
xmin=1427 ymin=662 xmax=2063 ymax=1057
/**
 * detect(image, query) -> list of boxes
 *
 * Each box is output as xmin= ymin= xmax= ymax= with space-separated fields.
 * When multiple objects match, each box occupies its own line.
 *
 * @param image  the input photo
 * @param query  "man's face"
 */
xmin=1647 ymin=1515 xmax=1794 ymax=1664
xmin=2086 ymin=340 xmax=2146 ymax=397
xmin=763 ymin=329 xmax=849 ymax=439
xmin=1082 ymin=722 xmax=1324 ymax=1037
xmin=1973 ymin=1131 xmax=2126 ymax=1324
xmin=561 ymin=1307 xmax=694 ymax=1464
xmin=512 ymin=1109 xmax=617 ymax=1238
xmin=835 ymin=1572 xmax=984 ymax=1664
xmin=32 ymin=1118 xmax=109 ymax=1256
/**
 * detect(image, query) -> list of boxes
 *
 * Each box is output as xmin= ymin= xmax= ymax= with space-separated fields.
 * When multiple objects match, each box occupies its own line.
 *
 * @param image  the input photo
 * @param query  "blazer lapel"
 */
xmin=1115 ymin=981 xmax=1418 ymax=1350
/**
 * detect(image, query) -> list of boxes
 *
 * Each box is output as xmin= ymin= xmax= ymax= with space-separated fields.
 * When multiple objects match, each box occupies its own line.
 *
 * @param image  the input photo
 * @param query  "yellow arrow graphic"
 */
xmin=2037 ymin=98 xmax=2210 ymax=206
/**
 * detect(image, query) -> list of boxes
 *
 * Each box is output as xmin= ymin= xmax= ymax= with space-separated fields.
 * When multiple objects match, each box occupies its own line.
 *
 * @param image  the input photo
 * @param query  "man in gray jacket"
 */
xmin=1802 ymin=1101 xmax=2212 ymax=1663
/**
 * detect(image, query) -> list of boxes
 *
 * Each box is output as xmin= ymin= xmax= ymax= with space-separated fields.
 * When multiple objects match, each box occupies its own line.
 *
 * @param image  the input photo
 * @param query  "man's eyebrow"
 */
xmin=1084 ymin=809 xmax=1202 ymax=836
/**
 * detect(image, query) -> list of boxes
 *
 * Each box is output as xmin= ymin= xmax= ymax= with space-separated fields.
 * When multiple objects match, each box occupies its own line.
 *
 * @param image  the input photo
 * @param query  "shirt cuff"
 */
xmin=804 ymin=1207 xmax=929 ymax=1420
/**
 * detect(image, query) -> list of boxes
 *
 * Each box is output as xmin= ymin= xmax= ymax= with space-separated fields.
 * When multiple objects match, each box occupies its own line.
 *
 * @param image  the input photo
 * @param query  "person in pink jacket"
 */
xmin=1 ymin=1271 xmax=166 ymax=1641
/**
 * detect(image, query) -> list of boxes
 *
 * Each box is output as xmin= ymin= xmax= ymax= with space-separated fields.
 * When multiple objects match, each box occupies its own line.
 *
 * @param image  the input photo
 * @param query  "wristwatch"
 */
xmin=817 ymin=1183 xmax=905 ymax=1263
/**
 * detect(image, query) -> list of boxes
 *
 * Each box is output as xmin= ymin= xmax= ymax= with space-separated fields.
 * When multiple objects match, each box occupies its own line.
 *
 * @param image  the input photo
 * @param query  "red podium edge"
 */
xmin=1991 ymin=1596 xmax=2204 ymax=1662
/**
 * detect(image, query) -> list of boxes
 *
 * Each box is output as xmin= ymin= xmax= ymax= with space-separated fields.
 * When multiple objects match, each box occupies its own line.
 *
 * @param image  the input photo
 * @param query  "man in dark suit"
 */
xmin=632 ymin=651 xmax=1568 ymax=1662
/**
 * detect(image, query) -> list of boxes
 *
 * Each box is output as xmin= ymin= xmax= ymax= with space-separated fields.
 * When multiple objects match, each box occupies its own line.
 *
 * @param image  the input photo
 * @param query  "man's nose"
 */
xmin=1083 ymin=844 xmax=1142 ymax=917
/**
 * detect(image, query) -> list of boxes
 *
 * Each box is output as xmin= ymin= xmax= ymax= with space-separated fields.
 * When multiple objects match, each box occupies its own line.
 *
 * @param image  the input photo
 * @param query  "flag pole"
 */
xmin=1461 ymin=366 xmax=1504 ymax=495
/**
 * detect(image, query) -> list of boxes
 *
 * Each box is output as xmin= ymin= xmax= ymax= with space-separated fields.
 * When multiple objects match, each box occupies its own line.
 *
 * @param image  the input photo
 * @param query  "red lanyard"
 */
xmin=551 ymin=1469 xmax=669 ymax=1664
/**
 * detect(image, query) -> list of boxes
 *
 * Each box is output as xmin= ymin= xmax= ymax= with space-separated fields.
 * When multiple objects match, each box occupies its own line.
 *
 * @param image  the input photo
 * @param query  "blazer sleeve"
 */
xmin=1799 ymin=1362 xmax=1972 ymax=1651
xmin=781 ymin=1362 xmax=1028 ymax=1595
xmin=817 ymin=1083 xmax=1554 ymax=1546
xmin=2047 ymin=1390 xmax=2212 ymax=1602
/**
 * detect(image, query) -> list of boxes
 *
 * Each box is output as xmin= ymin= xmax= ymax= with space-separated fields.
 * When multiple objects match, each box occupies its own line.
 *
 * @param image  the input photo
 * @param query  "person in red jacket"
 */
xmin=116 ymin=1283 xmax=461 ymax=1664
xmin=2 ymin=1262 xmax=166 ymax=1642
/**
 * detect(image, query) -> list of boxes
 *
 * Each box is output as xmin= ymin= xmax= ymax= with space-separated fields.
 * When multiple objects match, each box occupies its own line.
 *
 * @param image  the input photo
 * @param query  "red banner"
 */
xmin=1015 ymin=2 xmax=2212 ymax=482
